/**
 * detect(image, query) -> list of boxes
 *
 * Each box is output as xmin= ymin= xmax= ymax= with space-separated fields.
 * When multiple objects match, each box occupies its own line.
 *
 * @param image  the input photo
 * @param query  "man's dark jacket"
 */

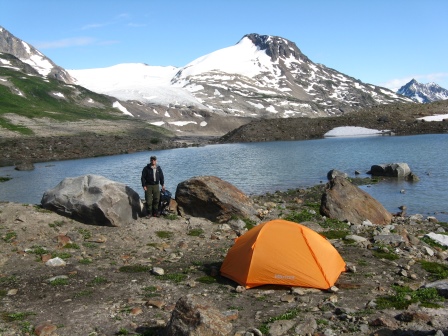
xmin=141 ymin=164 xmax=164 ymax=187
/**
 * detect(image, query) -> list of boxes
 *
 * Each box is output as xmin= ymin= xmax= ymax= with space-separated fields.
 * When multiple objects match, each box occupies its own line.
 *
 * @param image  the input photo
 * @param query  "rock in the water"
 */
xmin=320 ymin=176 xmax=392 ymax=225
xmin=165 ymin=294 xmax=232 ymax=336
xmin=175 ymin=176 xmax=256 ymax=223
xmin=15 ymin=162 xmax=35 ymax=171
xmin=327 ymin=169 xmax=348 ymax=180
xmin=368 ymin=163 xmax=411 ymax=178
xmin=41 ymin=174 xmax=143 ymax=226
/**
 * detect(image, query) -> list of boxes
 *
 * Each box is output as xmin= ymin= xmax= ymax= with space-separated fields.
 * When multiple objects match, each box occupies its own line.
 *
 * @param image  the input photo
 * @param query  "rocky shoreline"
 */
xmin=0 ymin=179 xmax=447 ymax=335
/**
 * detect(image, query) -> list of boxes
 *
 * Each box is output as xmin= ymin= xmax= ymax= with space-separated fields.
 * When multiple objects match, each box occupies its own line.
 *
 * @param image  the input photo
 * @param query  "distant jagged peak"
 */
xmin=397 ymin=78 xmax=448 ymax=103
xmin=242 ymin=33 xmax=307 ymax=62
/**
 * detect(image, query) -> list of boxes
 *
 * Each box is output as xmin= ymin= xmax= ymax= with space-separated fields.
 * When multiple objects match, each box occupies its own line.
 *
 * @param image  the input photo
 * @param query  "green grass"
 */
xmin=28 ymin=245 xmax=48 ymax=256
xmin=320 ymin=218 xmax=349 ymax=230
xmin=259 ymin=307 xmax=301 ymax=334
xmin=187 ymin=228 xmax=204 ymax=237
xmin=284 ymin=209 xmax=319 ymax=223
xmin=77 ymin=228 xmax=92 ymax=240
xmin=0 ymin=67 xmax=124 ymax=123
xmin=88 ymin=276 xmax=107 ymax=286
xmin=49 ymin=278 xmax=69 ymax=286
xmin=196 ymin=276 xmax=217 ymax=284
xmin=376 ymin=286 xmax=444 ymax=309
xmin=421 ymin=236 xmax=448 ymax=250
xmin=2 ymin=231 xmax=17 ymax=243
xmin=1 ymin=311 xmax=35 ymax=322
xmin=156 ymin=273 xmax=187 ymax=283
xmin=79 ymin=258 xmax=93 ymax=265
xmin=119 ymin=265 xmax=151 ymax=273
xmin=48 ymin=220 xmax=65 ymax=228
xmin=321 ymin=230 xmax=349 ymax=239
xmin=420 ymin=260 xmax=448 ymax=280
xmin=156 ymin=231 xmax=173 ymax=239
xmin=373 ymin=249 xmax=399 ymax=260
xmin=0 ymin=176 xmax=12 ymax=182
xmin=242 ymin=217 xmax=257 ymax=230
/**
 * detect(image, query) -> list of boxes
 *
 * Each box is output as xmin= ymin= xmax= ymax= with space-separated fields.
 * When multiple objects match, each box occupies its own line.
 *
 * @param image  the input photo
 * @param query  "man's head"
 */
xmin=150 ymin=156 xmax=157 ymax=163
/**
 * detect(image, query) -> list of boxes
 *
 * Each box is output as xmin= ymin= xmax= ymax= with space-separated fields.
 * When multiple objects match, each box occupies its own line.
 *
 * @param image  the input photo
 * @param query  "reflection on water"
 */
xmin=0 ymin=134 xmax=447 ymax=221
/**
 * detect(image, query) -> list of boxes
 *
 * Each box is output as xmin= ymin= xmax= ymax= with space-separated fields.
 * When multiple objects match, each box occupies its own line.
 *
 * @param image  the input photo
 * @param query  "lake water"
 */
xmin=1 ymin=134 xmax=447 ymax=222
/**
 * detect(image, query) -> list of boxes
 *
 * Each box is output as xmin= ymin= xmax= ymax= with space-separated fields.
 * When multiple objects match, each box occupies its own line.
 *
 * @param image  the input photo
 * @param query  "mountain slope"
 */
xmin=397 ymin=79 xmax=448 ymax=103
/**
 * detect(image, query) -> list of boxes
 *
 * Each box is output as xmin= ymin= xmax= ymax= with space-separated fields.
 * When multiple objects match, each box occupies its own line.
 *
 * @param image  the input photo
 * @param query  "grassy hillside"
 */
xmin=0 ymin=64 xmax=131 ymax=135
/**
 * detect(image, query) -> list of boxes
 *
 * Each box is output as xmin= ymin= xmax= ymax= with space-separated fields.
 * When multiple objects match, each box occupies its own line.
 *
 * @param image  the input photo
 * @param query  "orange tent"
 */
xmin=220 ymin=219 xmax=346 ymax=289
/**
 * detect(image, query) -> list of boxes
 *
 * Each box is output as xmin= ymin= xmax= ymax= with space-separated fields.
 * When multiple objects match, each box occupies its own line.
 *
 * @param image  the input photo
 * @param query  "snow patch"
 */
xmin=417 ymin=114 xmax=448 ymax=122
xmin=112 ymin=101 xmax=133 ymax=116
xmin=324 ymin=126 xmax=390 ymax=137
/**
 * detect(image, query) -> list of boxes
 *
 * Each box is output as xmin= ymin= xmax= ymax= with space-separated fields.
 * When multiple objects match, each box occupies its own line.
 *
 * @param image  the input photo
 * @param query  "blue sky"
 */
xmin=2 ymin=0 xmax=448 ymax=91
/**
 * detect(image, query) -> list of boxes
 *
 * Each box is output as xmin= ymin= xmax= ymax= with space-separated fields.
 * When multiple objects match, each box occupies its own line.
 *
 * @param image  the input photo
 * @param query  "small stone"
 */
xmin=152 ymin=267 xmax=164 ymax=275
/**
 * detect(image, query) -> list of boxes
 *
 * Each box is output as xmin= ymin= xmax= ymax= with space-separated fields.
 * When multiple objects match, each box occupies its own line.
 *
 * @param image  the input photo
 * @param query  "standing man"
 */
xmin=141 ymin=156 xmax=165 ymax=218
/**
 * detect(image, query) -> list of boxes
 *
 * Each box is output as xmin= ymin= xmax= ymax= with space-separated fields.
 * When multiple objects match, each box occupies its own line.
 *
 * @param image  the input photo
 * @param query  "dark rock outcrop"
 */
xmin=41 ymin=174 xmax=143 ymax=226
xmin=175 ymin=176 xmax=256 ymax=223
xmin=165 ymin=294 xmax=232 ymax=336
xmin=320 ymin=176 xmax=392 ymax=225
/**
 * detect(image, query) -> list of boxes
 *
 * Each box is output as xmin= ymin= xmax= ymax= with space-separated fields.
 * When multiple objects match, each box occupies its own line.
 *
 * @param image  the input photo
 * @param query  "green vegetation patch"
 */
xmin=119 ymin=265 xmax=151 ymax=273
xmin=49 ymin=278 xmax=69 ymax=286
xmin=0 ymin=176 xmax=12 ymax=182
xmin=321 ymin=230 xmax=349 ymax=240
xmin=372 ymin=245 xmax=399 ymax=260
xmin=187 ymin=228 xmax=204 ymax=237
xmin=420 ymin=260 xmax=448 ymax=280
xmin=196 ymin=276 xmax=217 ymax=284
xmin=156 ymin=231 xmax=173 ymax=239
xmin=259 ymin=307 xmax=301 ymax=334
xmin=1 ymin=311 xmax=35 ymax=322
xmin=376 ymin=286 xmax=444 ymax=309
xmin=284 ymin=209 xmax=319 ymax=223
xmin=320 ymin=218 xmax=349 ymax=230
xmin=2 ymin=231 xmax=17 ymax=243
xmin=421 ymin=236 xmax=448 ymax=251
xmin=156 ymin=273 xmax=187 ymax=283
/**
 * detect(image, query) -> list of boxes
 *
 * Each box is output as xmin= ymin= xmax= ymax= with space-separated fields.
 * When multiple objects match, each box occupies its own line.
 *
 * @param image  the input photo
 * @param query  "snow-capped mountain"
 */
xmin=397 ymin=79 xmax=448 ymax=103
xmin=69 ymin=33 xmax=413 ymax=119
xmin=0 ymin=26 xmax=421 ymax=137
xmin=0 ymin=26 xmax=74 ymax=83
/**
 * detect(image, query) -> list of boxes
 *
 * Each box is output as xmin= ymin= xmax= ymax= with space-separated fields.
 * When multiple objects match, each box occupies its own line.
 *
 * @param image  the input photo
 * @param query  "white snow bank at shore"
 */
xmin=417 ymin=113 xmax=448 ymax=122
xmin=425 ymin=232 xmax=448 ymax=247
xmin=324 ymin=126 xmax=390 ymax=138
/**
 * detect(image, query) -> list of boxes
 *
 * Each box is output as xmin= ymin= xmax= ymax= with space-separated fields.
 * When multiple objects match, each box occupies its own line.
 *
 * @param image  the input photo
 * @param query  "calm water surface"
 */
xmin=1 ymin=134 xmax=447 ymax=221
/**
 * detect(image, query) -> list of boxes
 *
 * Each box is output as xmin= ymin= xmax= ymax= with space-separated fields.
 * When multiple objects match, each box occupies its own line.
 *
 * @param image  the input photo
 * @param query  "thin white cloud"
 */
xmin=128 ymin=23 xmax=147 ymax=27
xmin=35 ymin=37 xmax=96 ymax=49
xmin=80 ymin=23 xmax=108 ymax=30
xmin=381 ymin=72 xmax=448 ymax=91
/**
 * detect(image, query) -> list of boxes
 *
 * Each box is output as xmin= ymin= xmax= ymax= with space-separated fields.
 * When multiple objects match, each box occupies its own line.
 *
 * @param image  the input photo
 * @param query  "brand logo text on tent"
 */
xmin=274 ymin=274 xmax=295 ymax=279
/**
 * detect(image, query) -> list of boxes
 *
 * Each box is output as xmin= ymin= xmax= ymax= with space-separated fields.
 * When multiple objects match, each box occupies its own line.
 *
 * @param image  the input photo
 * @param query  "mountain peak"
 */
xmin=397 ymin=79 xmax=448 ymax=103
xmin=0 ymin=25 xmax=74 ymax=83
xmin=242 ymin=33 xmax=305 ymax=62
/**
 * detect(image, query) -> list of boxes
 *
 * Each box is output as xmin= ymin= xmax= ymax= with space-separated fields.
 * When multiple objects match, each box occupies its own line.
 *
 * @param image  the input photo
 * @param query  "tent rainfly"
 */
xmin=220 ymin=219 xmax=346 ymax=289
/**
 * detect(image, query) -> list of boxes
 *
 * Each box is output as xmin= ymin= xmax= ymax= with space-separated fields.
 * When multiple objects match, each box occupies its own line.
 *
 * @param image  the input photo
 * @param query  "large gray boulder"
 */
xmin=165 ymin=294 xmax=232 ymax=336
xmin=320 ymin=176 xmax=392 ymax=225
xmin=175 ymin=176 xmax=256 ymax=223
xmin=41 ymin=174 xmax=143 ymax=226
xmin=368 ymin=163 xmax=411 ymax=178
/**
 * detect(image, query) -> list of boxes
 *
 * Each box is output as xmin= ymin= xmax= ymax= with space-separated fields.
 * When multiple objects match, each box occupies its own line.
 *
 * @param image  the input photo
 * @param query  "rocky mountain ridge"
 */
xmin=397 ymin=79 xmax=448 ymax=103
